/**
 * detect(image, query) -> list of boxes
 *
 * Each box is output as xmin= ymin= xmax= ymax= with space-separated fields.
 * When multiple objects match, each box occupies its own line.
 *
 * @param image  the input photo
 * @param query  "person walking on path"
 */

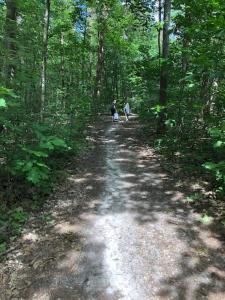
xmin=111 ymin=100 xmax=117 ymax=121
xmin=124 ymin=102 xmax=130 ymax=121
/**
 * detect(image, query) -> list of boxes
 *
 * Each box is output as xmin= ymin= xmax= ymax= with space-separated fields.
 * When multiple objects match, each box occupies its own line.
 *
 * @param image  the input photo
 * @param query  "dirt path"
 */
xmin=1 ymin=117 xmax=225 ymax=300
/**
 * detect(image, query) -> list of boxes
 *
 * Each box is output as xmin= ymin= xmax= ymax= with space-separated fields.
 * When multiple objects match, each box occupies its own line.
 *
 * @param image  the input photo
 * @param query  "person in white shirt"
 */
xmin=124 ymin=102 xmax=130 ymax=121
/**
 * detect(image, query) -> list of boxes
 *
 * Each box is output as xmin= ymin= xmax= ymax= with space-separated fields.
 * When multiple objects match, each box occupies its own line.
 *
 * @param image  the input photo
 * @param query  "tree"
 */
xmin=93 ymin=1 xmax=108 ymax=109
xmin=3 ymin=0 xmax=17 ymax=85
xmin=157 ymin=0 xmax=162 ymax=67
xmin=157 ymin=0 xmax=171 ymax=133
xmin=40 ymin=0 xmax=51 ymax=120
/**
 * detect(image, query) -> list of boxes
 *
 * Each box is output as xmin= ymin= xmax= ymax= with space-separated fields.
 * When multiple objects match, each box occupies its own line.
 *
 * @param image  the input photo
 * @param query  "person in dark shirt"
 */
xmin=111 ymin=100 xmax=116 ymax=121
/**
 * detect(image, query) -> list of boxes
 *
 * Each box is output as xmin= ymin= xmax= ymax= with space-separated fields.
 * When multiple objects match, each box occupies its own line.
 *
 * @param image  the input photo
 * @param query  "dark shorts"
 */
xmin=111 ymin=109 xmax=116 ymax=116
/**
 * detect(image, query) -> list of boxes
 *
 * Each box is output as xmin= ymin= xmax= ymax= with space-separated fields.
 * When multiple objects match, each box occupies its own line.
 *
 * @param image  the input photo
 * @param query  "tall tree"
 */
xmin=93 ymin=1 xmax=107 ymax=109
xmin=40 ymin=0 xmax=51 ymax=120
xmin=158 ymin=0 xmax=171 ymax=133
xmin=157 ymin=0 xmax=162 ymax=67
xmin=4 ymin=0 xmax=17 ymax=85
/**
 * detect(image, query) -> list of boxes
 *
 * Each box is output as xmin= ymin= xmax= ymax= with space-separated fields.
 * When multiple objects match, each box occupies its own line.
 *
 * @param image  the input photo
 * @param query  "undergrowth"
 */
xmin=139 ymin=113 xmax=225 ymax=228
xmin=0 ymin=119 xmax=94 ymax=256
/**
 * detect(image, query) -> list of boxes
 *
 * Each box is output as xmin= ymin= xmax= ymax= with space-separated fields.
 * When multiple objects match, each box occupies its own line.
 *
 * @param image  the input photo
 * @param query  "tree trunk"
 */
xmin=182 ymin=37 xmax=189 ymax=74
xmin=93 ymin=21 xmax=105 ymax=109
xmin=60 ymin=31 xmax=65 ymax=109
xmin=157 ymin=0 xmax=171 ymax=133
xmin=4 ymin=0 xmax=17 ymax=86
xmin=158 ymin=0 xmax=162 ymax=68
xmin=178 ymin=30 xmax=189 ymax=129
xmin=40 ymin=0 xmax=50 ymax=121
xmin=93 ymin=3 xmax=108 ymax=111
xmin=81 ymin=5 xmax=88 ymax=93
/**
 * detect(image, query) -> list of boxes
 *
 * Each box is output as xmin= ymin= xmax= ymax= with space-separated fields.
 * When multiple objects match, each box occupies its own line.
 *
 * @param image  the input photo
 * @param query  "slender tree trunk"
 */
xmin=40 ymin=0 xmax=50 ymax=121
xmin=182 ymin=38 xmax=188 ymax=74
xmin=157 ymin=0 xmax=171 ymax=133
xmin=93 ymin=21 xmax=105 ymax=109
xmin=201 ymin=74 xmax=218 ymax=124
xmin=81 ymin=5 xmax=88 ymax=92
xmin=113 ymin=66 xmax=119 ymax=100
xmin=4 ymin=0 xmax=17 ymax=86
xmin=93 ymin=3 xmax=108 ymax=110
xmin=158 ymin=0 xmax=162 ymax=68
xmin=60 ymin=31 xmax=65 ymax=109
xmin=178 ymin=30 xmax=189 ymax=129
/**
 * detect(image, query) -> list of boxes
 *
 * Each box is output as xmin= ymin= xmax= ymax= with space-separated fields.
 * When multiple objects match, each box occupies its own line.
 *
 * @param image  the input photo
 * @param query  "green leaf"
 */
xmin=185 ymin=193 xmax=203 ymax=203
xmin=27 ymin=167 xmax=49 ymax=185
xmin=203 ymin=162 xmax=217 ymax=170
xmin=0 ymin=87 xmax=17 ymax=98
xmin=31 ymin=150 xmax=48 ymax=158
xmin=50 ymin=137 xmax=67 ymax=148
xmin=40 ymin=137 xmax=67 ymax=151
xmin=198 ymin=214 xmax=213 ymax=224
xmin=0 ymin=98 xmax=7 ymax=108
xmin=188 ymin=83 xmax=195 ymax=88
xmin=214 ymin=141 xmax=225 ymax=148
xmin=0 ymin=242 xmax=7 ymax=253
xmin=208 ymin=128 xmax=223 ymax=137
xmin=165 ymin=119 xmax=176 ymax=127
xmin=36 ymin=162 xmax=50 ymax=169
xmin=22 ymin=147 xmax=48 ymax=158
xmin=22 ymin=161 xmax=34 ymax=172
xmin=202 ymin=162 xmax=225 ymax=171
xmin=11 ymin=209 xmax=28 ymax=223
xmin=40 ymin=141 xmax=55 ymax=150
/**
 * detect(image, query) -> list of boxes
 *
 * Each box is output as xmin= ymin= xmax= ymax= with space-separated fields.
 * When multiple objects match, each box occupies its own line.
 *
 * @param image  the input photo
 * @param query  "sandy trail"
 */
xmin=1 ymin=117 xmax=225 ymax=300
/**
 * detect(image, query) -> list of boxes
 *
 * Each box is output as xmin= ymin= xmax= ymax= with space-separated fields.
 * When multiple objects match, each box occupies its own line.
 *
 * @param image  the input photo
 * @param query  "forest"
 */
xmin=0 ymin=0 xmax=224 ymax=255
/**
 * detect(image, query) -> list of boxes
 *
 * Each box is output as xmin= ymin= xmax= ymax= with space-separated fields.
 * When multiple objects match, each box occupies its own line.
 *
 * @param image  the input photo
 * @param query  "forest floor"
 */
xmin=1 ymin=116 xmax=225 ymax=300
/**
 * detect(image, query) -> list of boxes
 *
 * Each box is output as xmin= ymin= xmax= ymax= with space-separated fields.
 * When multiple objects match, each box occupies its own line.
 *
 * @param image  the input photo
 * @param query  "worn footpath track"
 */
xmin=1 ymin=117 xmax=225 ymax=300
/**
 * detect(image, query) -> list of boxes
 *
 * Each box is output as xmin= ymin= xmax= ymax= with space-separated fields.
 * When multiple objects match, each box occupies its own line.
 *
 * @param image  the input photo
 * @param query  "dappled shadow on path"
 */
xmin=2 ymin=117 xmax=225 ymax=300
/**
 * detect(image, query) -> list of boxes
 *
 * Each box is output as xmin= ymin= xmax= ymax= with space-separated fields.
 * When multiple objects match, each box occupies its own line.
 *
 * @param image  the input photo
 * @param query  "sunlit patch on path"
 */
xmin=1 ymin=117 xmax=225 ymax=300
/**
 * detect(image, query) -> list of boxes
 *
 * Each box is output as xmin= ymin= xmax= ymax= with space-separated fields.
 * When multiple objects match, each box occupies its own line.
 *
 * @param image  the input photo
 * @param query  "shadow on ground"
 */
xmin=1 ymin=117 xmax=225 ymax=300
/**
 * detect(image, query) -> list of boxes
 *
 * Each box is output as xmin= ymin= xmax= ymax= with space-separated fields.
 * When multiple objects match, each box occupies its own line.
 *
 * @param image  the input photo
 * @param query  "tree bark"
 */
xmin=40 ymin=0 xmax=50 ymax=121
xmin=93 ymin=20 xmax=105 ymax=109
xmin=157 ymin=0 xmax=171 ymax=133
xmin=93 ymin=3 xmax=108 ymax=110
xmin=4 ymin=0 xmax=17 ymax=85
xmin=81 ymin=5 xmax=88 ymax=93
xmin=178 ymin=29 xmax=189 ymax=129
xmin=60 ymin=31 xmax=65 ymax=109
xmin=158 ymin=0 xmax=162 ymax=68
xmin=182 ymin=37 xmax=189 ymax=74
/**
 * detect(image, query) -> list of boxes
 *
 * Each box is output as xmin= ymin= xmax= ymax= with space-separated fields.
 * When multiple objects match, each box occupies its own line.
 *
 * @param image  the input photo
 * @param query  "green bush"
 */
xmin=203 ymin=126 xmax=225 ymax=194
xmin=11 ymin=133 xmax=68 ymax=186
